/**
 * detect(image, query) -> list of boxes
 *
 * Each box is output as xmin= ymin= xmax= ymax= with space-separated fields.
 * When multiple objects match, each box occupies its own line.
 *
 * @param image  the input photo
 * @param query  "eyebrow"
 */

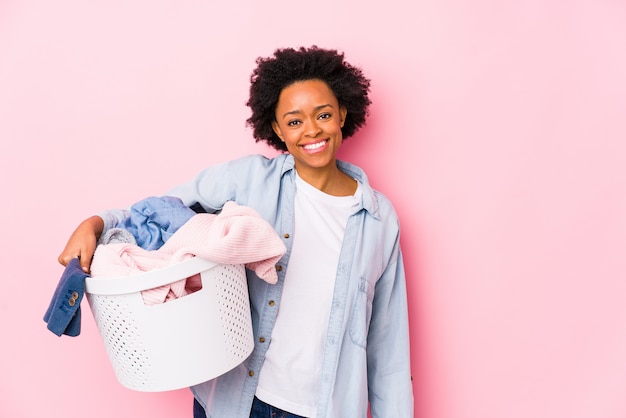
xmin=280 ymin=104 xmax=333 ymax=119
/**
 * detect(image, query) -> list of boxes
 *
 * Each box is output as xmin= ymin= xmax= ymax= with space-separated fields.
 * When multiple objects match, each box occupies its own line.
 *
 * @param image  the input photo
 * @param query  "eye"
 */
xmin=287 ymin=119 xmax=301 ymax=127
xmin=318 ymin=113 xmax=331 ymax=120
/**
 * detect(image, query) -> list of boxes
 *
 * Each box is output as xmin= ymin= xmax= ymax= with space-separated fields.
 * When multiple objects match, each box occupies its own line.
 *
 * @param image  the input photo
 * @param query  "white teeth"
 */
xmin=303 ymin=141 xmax=325 ymax=150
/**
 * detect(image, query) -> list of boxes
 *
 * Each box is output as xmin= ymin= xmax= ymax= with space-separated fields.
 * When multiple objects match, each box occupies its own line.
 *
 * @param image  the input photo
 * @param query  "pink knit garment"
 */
xmin=90 ymin=201 xmax=286 ymax=305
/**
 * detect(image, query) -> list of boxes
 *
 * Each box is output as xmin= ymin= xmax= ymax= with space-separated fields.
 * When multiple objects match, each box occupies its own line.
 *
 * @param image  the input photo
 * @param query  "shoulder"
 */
xmin=371 ymin=188 xmax=401 ymax=234
xmin=227 ymin=153 xmax=292 ymax=172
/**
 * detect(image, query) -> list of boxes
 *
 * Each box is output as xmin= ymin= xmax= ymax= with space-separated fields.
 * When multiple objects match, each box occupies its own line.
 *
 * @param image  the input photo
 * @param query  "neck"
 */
xmin=295 ymin=164 xmax=357 ymax=197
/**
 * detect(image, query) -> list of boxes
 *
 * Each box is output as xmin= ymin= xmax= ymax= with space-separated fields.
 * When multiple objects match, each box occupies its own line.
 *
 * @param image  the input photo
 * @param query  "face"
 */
xmin=272 ymin=79 xmax=347 ymax=174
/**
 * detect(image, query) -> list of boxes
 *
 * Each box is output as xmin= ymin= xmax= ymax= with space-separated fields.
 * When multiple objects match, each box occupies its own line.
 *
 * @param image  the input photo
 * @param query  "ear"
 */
xmin=271 ymin=120 xmax=285 ymax=142
xmin=340 ymin=106 xmax=347 ymax=128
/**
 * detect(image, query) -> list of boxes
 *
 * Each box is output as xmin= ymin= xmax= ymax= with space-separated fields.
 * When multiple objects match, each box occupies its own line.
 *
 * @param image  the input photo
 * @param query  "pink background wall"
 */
xmin=1 ymin=1 xmax=625 ymax=417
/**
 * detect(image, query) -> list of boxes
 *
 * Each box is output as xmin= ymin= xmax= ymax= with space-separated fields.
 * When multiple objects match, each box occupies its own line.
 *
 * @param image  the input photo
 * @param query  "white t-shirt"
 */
xmin=255 ymin=172 xmax=362 ymax=417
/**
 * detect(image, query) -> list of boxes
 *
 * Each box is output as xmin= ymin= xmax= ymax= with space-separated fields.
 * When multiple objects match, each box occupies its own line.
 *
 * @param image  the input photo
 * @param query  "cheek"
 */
xmin=281 ymin=130 xmax=299 ymax=144
xmin=332 ymin=123 xmax=344 ymax=138
xmin=279 ymin=134 xmax=296 ymax=151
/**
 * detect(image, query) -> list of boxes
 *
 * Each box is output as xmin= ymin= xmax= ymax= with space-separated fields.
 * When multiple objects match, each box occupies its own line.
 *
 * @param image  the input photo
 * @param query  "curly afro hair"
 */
xmin=246 ymin=46 xmax=371 ymax=152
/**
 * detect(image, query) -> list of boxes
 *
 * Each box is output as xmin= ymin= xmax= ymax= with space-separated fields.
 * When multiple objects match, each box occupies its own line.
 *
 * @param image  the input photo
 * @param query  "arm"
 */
xmin=57 ymin=208 xmax=131 ymax=272
xmin=57 ymin=159 xmax=236 ymax=272
xmin=57 ymin=155 xmax=265 ymax=272
xmin=55 ymin=168 xmax=224 ymax=273
xmin=57 ymin=215 xmax=104 ymax=273
xmin=367 ymin=247 xmax=414 ymax=417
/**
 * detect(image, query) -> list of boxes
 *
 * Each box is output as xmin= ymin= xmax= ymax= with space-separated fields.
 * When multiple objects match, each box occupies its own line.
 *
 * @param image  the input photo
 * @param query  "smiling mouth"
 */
xmin=301 ymin=140 xmax=328 ymax=151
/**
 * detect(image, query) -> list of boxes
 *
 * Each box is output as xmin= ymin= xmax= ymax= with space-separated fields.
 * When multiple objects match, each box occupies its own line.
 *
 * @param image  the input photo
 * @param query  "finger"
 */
xmin=76 ymin=253 xmax=88 ymax=273
xmin=57 ymin=253 xmax=76 ymax=267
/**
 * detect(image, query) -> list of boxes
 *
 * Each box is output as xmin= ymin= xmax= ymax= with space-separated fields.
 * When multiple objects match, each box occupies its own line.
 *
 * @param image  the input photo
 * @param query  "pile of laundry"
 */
xmin=44 ymin=197 xmax=286 ymax=337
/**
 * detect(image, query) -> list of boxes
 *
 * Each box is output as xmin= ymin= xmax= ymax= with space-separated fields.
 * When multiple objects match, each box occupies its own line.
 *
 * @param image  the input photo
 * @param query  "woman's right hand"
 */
xmin=58 ymin=215 xmax=104 ymax=273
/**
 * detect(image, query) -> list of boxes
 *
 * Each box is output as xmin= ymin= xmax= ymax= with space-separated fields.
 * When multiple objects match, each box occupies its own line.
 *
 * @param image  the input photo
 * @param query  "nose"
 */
xmin=304 ymin=118 xmax=322 ymax=137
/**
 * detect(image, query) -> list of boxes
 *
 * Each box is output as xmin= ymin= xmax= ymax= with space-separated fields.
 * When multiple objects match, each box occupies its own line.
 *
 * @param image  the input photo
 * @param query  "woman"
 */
xmin=59 ymin=46 xmax=413 ymax=418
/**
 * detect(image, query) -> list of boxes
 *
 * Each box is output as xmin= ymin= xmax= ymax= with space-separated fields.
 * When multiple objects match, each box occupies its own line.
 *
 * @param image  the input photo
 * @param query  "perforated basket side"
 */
xmin=214 ymin=264 xmax=254 ymax=361
xmin=87 ymin=293 xmax=151 ymax=389
xmin=86 ymin=261 xmax=254 ymax=392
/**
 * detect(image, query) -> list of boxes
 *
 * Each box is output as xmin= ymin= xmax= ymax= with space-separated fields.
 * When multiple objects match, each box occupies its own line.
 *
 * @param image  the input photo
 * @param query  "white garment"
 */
xmin=255 ymin=173 xmax=361 ymax=417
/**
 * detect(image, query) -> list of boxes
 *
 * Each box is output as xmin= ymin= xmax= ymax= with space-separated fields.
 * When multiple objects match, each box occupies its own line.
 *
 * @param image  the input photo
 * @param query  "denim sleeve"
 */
xmin=97 ymin=154 xmax=283 ymax=239
xmin=98 ymin=208 xmax=131 ymax=233
xmin=164 ymin=159 xmax=236 ymax=213
xmin=97 ymin=158 xmax=239 ymax=232
xmin=367 ymin=245 xmax=414 ymax=417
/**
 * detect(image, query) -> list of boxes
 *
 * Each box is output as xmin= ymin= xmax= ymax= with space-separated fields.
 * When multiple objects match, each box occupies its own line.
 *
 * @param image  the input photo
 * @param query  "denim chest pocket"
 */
xmin=349 ymin=278 xmax=375 ymax=348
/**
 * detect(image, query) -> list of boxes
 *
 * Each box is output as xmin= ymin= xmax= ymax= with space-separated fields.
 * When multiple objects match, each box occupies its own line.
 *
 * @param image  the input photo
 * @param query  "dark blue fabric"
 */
xmin=122 ymin=196 xmax=195 ymax=250
xmin=193 ymin=397 xmax=306 ymax=418
xmin=43 ymin=258 xmax=88 ymax=337
xmin=249 ymin=397 xmax=305 ymax=418
xmin=193 ymin=397 xmax=206 ymax=418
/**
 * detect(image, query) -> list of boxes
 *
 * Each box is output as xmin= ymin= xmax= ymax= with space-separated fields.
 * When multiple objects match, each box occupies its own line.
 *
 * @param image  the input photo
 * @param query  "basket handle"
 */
xmin=85 ymin=257 xmax=221 ymax=296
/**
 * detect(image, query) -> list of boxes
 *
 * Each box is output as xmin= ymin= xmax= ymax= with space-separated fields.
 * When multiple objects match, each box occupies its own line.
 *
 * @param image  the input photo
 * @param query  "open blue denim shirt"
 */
xmin=100 ymin=154 xmax=413 ymax=417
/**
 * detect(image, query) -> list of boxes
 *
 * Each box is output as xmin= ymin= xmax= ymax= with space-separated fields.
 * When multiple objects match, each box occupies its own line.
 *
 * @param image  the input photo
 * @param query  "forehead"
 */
xmin=277 ymin=79 xmax=338 ymax=109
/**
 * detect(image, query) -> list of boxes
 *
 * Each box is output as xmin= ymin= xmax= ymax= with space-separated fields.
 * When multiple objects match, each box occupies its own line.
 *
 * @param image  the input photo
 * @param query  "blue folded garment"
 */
xmin=122 ymin=196 xmax=195 ymax=250
xmin=43 ymin=258 xmax=88 ymax=337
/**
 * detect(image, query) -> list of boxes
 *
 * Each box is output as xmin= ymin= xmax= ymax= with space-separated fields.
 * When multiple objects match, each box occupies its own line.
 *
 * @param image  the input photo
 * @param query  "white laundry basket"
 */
xmin=85 ymin=257 xmax=254 ymax=392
